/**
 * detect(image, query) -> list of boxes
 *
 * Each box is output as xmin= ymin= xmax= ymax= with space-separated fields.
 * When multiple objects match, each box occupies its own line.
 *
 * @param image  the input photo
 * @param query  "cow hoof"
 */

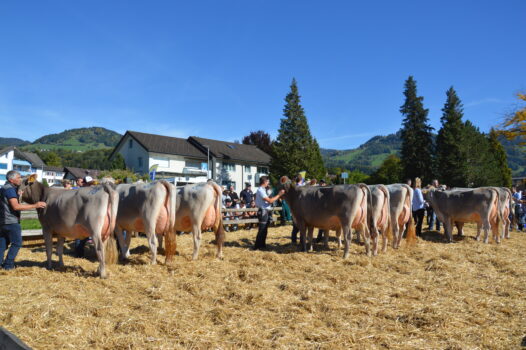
xmin=343 ymin=252 xmax=350 ymax=259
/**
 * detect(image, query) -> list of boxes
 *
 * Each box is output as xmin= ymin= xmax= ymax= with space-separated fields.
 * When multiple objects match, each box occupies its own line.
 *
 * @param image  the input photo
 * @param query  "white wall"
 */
xmin=117 ymin=134 xmax=150 ymax=174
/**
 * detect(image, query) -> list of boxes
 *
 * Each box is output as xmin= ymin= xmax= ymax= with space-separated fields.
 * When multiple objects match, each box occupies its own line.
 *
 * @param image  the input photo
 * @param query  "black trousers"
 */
xmin=254 ymin=209 xmax=271 ymax=249
xmin=413 ymin=209 xmax=426 ymax=237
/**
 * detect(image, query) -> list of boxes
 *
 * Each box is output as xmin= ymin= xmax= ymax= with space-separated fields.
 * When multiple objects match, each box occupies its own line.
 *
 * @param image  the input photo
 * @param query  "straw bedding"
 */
xmin=1 ymin=224 xmax=525 ymax=349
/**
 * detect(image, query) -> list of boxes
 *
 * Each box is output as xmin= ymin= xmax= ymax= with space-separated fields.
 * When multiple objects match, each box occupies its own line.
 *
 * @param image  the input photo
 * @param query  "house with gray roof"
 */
xmin=110 ymin=131 xmax=271 ymax=192
xmin=0 ymin=146 xmax=46 ymax=185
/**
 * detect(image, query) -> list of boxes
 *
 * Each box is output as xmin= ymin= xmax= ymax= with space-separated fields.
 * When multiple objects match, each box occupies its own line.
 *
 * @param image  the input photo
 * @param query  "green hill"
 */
xmin=23 ymin=127 xmax=121 ymax=151
xmin=0 ymin=137 xmax=30 ymax=149
xmin=322 ymin=132 xmax=526 ymax=177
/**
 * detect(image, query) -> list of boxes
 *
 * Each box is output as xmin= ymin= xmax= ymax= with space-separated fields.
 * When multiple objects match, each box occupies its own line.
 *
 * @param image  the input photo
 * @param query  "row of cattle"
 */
xmin=279 ymin=176 xmax=512 ymax=258
xmin=20 ymin=175 xmax=511 ymax=278
xmin=21 ymin=175 xmax=225 ymax=278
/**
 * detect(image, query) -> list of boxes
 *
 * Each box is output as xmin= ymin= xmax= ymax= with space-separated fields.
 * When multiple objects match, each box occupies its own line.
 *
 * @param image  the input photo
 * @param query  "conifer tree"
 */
xmin=436 ymin=87 xmax=468 ymax=187
xmin=487 ymin=128 xmax=512 ymax=187
xmin=399 ymin=76 xmax=434 ymax=183
xmin=271 ymin=78 xmax=326 ymax=180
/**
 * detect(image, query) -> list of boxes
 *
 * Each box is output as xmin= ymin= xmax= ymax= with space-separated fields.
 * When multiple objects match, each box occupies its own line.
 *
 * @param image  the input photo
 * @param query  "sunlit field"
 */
xmin=1 ymin=224 xmax=525 ymax=349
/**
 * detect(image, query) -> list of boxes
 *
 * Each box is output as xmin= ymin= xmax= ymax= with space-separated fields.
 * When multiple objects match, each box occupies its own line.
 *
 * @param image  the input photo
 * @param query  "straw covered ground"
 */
xmin=1 ymin=224 xmax=525 ymax=349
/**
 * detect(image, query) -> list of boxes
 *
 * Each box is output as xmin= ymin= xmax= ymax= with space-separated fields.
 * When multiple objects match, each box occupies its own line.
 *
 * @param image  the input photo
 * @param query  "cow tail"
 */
xmin=404 ymin=185 xmax=417 ymax=246
xmin=160 ymin=180 xmax=177 ymax=263
xmin=380 ymin=185 xmax=393 ymax=242
xmin=358 ymin=183 xmax=373 ymax=238
xmin=103 ymin=183 xmax=119 ymax=265
xmin=208 ymin=180 xmax=225 ymax=256
xmin=492 ymin=188 xmax=502 ymax=239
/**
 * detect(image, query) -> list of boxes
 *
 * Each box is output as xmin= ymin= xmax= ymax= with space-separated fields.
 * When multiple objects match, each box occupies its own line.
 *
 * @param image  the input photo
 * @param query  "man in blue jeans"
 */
xmin=0 ymin=170 xmax=46 ymax=270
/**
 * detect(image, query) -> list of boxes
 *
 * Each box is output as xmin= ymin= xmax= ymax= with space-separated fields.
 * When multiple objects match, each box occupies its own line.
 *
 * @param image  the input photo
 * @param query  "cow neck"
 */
xmin=283 ymin=184 xmax=299 ymax=206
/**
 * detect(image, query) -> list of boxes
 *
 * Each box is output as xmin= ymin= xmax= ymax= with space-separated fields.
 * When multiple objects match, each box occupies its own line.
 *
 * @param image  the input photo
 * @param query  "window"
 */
xmin=152 ymin=157 xmax=169 ymax=168
xmin=257 ymin=166 xmax=268 ymax=174
xmin=129 ymin=139 xmax=133 ymax=149
xmin=138 ymin=157 xmax=143 ymax=168
xmin=0 ymin=174 xmax=5 ymax=180
xmin=185 ymin=160 xmax=201 ymax=169
xmin=244 ymin=165 xmax=251 ymax=173
xmin=222 ymin=163 xmax=235 ymax=171
xmin=0 ymin=163 xmax=7 ymax=170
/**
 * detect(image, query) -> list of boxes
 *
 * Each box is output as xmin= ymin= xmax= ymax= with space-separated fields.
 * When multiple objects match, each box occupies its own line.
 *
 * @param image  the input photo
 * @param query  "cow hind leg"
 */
xmin=307 ymin=227 xmax=314 ymax=252
xmin=482 ymin=219 xmax=491 ymax=244
xmin=144 ymin=221 xmax=158 ymax=264
xmin=92 ymin=235 xmax=108 ymax=279
xmin=56 ymin=236 xmax=65 ymax=270
xmin=324 ymin=229 xmax=330 ymax=249
xmin=475 ymin=223 xmax=482 ymax=241
xmin=115 ymin=227 xmax=128 ymax=262
xmin=191 ymin=225 xmax=202 ymax=260
xmin=43 ymin=229 xmax=53 ymax=270
xmin=362 ymin=224 xmax=372 ymax=257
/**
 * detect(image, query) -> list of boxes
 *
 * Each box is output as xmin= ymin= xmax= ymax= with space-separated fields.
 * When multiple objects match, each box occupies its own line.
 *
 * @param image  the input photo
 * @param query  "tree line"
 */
xmin=244 ymin=77 xmax=515 ymax=188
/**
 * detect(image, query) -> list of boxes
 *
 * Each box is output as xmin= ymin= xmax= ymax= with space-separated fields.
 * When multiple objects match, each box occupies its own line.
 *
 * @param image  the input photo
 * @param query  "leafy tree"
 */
xmin=488 ymin=128 xmax=512 ymax=187
xmin=242 ymin=130 xmax=273 ymax=156
xmin=271 ymin=78 xmax=326 ymax=180
xmin=40 ymin=151 xmax=62 ymax=167
xmin=399 ymin=76 xmax=434 ymax=183
xmin=368 ymin=154 xmax=403 ymax=184
xmin=99 ymin=169 xmax=149 ymax=183
xmin=436 ymin=87 xmax=468 ymax=187
xmin=499 ymin=92 xmax=526 ymax=144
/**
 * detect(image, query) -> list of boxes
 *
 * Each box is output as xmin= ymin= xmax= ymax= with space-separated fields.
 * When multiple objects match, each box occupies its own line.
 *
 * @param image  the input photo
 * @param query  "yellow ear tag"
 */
xmin=28 ymin=174 xmax=37 ymax=183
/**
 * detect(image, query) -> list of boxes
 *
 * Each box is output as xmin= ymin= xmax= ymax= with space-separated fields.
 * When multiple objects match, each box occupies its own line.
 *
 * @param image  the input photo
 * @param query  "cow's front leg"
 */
xmin=115 ymin=227 xmax=128 ymax=261
xmin=299 ymin=225 xmax=307 ymax=252
xmin=56 ymin=236 xmax=65 ymax=270
xmin=444 ymin=220 xmax=453 ymax=243
xmin=475 ymin=223 xmax=482 ymax=241
xmin=324 ymin=229 xmax=330 ymax=249
xmin=43 ymin=229 xmax=53 ymax=270
xmin=192 ymin=225 xmax=202 ymax=260
xmin=307 ymin=227 xmax=314 ymax=252
xmin=336 ymin=229 xmax=342 ymax=249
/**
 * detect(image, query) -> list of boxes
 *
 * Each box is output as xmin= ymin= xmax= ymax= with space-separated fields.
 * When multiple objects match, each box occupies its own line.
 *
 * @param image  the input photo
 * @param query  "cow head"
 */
xmin=279 ymin=176 xmax=293 ymax=192
xmin=19 ymin=174 xmax=44 ymax=204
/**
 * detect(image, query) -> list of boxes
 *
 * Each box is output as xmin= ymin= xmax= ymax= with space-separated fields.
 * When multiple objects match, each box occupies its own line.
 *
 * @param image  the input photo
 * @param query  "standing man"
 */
xmin=290 ymin=175 xmax=305 ymax=244
xmin=253 ymin=176 xmax=284 ymax=250
xmin=0 ymin=171 xmax=46 ymax=270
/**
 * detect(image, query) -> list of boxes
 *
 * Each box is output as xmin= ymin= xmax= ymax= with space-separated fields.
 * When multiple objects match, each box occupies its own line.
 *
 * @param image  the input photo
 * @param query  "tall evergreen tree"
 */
xmin=271 ymin=78 xmax=326 ymax=180
xmin=463 ymin=121 xmax=493 ymax=187
xmin=436 ymin=87 xmax=468 ymax=187
xmin=399 ymin=76 xmax=434 ymax=182
xmin=487 ymin=128 xmax=512 ymax=187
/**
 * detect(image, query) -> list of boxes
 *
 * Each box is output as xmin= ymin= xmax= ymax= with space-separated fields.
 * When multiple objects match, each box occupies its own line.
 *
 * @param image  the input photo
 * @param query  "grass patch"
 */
xmin=21 ymin=219 xmax=41 ymax=230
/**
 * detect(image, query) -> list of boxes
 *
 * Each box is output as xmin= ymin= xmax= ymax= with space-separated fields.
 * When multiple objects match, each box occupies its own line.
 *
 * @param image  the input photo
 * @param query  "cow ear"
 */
xmin=28 ymin=174 xmax=38 ymax=183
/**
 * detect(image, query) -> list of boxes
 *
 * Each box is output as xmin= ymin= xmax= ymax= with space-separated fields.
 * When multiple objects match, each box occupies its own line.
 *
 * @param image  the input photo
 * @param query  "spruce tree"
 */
xmin=488 ymin=128 xmax=512 ymax=187
xmin=271 ymin=78 xmax=326 ymax=180
xmin=463 ymin=121 xmax=492 ymax=187
xmin=399 ymin=76 xmax=434 ymax=183
xmin=436 ymin=87 xmax=468 ymax=187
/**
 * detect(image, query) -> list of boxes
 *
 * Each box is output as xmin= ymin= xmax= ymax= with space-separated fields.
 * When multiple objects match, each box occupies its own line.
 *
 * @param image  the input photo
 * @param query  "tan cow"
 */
xmin=161 ymin=180 xmax=225 ymax=261
xmin=386 ymin=184 xmax=416 ymax=248
xmin=113 ymin=180 xmax=176 ymax=265
xmin=368 ymin=185 xmax=392 ymax=255
xmin=20 ymin=174 xmax=118 ymax=278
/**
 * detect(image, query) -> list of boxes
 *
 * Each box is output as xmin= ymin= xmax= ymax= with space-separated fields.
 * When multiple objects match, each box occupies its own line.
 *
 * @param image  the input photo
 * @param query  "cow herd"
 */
xmin=19 ymin=174 xmax=512 ymax=278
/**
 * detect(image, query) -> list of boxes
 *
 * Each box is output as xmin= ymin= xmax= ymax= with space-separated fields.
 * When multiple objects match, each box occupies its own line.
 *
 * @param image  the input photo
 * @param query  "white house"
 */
xmin=110 ymin=131 xmax=271 ymax=193
xmin=0 ymin=146 xmax=45 ymax=185
xmin=42 ymin=166 xmax=65 ymax=187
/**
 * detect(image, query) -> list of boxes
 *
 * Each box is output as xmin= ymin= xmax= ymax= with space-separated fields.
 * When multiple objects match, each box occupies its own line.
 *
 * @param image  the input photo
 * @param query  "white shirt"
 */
xmin=255 ymin=186 xmax=271 ymax=209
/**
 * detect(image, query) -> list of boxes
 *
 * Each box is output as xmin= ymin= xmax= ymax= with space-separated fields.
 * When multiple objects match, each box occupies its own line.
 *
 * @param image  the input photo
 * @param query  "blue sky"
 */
xmin=0 ymin=1 xmax=524 ymax=149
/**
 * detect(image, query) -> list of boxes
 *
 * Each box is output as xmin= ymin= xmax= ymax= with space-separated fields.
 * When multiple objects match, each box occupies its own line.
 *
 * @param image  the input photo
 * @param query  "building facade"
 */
xmin=110 ymin=131 xmax=271 ymax=193
xmin=0 ymin=147 xmax=45 ymax=185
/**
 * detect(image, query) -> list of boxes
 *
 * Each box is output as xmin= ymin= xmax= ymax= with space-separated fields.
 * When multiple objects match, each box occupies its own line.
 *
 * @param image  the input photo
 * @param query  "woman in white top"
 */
xmin=412 ymin=177 xmax=426 ymax=237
